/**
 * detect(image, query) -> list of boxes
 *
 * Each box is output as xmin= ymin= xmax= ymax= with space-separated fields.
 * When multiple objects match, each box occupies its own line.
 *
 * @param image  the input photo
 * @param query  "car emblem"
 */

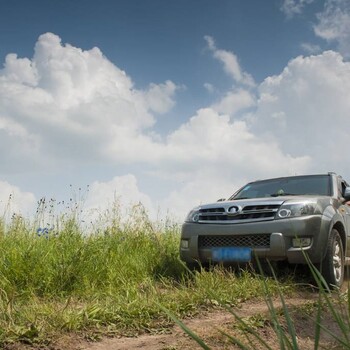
xmin=227 ymin=206 xmax=241 ymax=215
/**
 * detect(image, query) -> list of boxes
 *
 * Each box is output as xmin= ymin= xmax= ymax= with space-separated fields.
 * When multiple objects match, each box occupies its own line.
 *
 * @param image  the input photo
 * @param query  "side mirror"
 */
xmin=344 ymin=187 xmax=350 ymax=200
xmin=217 ymin=198 xmax=226 ymax=202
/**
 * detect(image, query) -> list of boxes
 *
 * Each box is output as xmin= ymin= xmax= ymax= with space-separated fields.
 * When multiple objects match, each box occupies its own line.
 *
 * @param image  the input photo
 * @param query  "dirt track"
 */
xmin=6 ymin=275 xmax=349 ymax=350
xmin=47 ymin=290 xmax=346 ymax=350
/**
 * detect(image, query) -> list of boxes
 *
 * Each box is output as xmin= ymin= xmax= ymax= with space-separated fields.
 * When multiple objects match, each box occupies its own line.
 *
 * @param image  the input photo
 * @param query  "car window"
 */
xmin=340 ymin=180 xmax=348 ymax=198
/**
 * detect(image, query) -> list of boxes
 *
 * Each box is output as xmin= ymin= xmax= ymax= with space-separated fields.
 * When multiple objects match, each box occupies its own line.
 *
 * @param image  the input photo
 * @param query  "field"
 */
xmin=0 ymin=202 xmax=349 ymax=349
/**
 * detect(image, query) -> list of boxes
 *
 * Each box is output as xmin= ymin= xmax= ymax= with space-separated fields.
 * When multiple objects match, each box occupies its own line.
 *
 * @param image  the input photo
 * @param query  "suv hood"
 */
xmin=198 ymin=195 xmax=320 ymax=211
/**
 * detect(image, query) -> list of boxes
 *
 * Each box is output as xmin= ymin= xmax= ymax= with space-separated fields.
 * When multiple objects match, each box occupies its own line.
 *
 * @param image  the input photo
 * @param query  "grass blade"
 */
xmin=220 ymin=303 xmax=274 ymax=350
xmin=157 ymin=303 xmax=211 ymax=350
xmin=266 ymin=260 xmax=299 ymax=350
xmin=218 ymin=328 xmax=250 ymax=350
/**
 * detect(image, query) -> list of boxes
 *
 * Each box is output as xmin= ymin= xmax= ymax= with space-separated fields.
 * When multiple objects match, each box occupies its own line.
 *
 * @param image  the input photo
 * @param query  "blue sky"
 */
xmin=0 ymin=0 xmax=350 ymax=221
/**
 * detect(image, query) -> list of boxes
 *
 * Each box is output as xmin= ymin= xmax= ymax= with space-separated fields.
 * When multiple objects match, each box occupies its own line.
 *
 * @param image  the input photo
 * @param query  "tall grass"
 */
xmin=0 ymin=202 xmax=285 ymax=346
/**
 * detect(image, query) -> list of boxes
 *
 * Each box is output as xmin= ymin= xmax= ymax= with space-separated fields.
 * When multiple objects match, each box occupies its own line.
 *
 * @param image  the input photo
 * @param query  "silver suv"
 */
xmin=180 ymin=173 xmax=350 ymax=287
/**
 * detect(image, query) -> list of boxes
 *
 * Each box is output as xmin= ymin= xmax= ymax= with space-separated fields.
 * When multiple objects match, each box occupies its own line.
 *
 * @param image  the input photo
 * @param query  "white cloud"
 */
xmin=211 ymin=89 xmax=255 ymax=116
xmin=0 ymin=180 xmax=36 ymax=217
xmin=2 ymin=54 xmax=38 ymax=85
xmin=84 ymin=175 xmax=155 ymax=220
xmin=252 ymin=50 xmax=350 ymax=174
xmin=281 ymin=0 xmax=314 ymax=18
xmin=204 ymin=36 xmax=255 ymax=87
xmin=142 ymin=80 xmax=178 ymax=114
xmin=314 ymin=0 xmax=350 ymax=58
xmin=0 ymin=33 xmax=178 ymax=168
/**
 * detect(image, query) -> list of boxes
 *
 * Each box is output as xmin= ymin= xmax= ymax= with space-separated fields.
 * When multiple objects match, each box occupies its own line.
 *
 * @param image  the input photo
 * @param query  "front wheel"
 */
xmin=320 ymin=229 xmax=344 ymax=289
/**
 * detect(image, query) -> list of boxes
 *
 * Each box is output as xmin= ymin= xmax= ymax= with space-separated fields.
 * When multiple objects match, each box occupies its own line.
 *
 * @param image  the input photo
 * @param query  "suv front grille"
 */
xmin=198 ymin=234 xmax=270 ymax=248
xmin=198 ymin=204 xmax=280 ymax=223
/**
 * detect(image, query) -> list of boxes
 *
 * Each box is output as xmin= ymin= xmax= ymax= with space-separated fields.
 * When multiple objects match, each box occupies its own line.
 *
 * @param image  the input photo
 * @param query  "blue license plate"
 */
xmin=212 ymin=247 xmax=252 ymax=262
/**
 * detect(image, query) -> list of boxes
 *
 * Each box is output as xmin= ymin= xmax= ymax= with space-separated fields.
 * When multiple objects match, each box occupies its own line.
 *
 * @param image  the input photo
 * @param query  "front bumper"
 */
xmin=180 ymin=215 xmax=331 ymax=264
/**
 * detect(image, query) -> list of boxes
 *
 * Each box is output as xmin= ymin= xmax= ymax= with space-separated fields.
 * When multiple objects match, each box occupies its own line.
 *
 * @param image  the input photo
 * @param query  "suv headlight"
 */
xmin=276 ymin=201 xmax=317 ymax=219
xmin=185 ymin=208 xmax=200 ymax=222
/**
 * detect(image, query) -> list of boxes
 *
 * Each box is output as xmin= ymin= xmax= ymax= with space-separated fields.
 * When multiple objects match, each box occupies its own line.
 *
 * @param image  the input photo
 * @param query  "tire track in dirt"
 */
xmin=80 ymin=293 xmax=324 ymax=350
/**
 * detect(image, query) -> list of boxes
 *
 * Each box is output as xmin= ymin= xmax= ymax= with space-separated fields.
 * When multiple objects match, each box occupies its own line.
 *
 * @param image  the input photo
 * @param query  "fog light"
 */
xmin=292 ymin=237 xmax=311 ymax=248
xmin=181 ymin=239 xmax=189 ymax=249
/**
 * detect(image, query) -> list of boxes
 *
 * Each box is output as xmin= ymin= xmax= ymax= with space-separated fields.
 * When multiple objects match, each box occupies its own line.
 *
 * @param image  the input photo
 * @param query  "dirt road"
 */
xmin=49 ymin=290 xmax=345 ymax=350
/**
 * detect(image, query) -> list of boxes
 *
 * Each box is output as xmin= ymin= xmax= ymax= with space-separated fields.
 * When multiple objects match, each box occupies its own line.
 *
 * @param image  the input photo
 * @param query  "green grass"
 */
xmin=3 ymin=201 xmax=349 ymax=349
xmin=0 ymin=204 xmax=287 ymax=346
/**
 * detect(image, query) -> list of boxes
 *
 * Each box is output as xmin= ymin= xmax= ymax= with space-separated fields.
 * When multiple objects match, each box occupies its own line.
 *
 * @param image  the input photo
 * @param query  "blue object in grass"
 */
xmin=37 ymin=227 xmax=50 ymax=238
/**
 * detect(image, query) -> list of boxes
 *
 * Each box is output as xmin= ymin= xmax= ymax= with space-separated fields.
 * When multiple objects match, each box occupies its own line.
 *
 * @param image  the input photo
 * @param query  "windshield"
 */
xmin=231 ymin=175 xmax=331 ymax=200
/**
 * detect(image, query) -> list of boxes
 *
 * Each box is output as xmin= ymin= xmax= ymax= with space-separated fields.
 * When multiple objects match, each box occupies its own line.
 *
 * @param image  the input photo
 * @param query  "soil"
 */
xmin=5 ymin=287 xmax=349 ymax=350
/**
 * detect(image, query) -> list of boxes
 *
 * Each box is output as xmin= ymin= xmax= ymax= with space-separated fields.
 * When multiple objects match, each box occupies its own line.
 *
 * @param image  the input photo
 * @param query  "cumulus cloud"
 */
xmin=142 ymin=80 xmax=178 ymax=114
xmin=211 ymin=89 xmax=255 ymax=116
xmin=314 ymin=0 xmax=350 ymax=58
xmin=204 ymin=36 xmax=255 ymax=87
xmin=0 ymin=33 xmax=178 ymax=168
xmin=280 ymin=0 xmax=314 ymax=18
xmin=252 ymin=50 xmax=350 ymax=174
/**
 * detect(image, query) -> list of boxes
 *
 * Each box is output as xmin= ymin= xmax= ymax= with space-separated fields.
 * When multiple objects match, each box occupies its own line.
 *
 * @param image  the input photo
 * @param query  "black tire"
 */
xmin=320 ymin=229 xmax=344 ymax=289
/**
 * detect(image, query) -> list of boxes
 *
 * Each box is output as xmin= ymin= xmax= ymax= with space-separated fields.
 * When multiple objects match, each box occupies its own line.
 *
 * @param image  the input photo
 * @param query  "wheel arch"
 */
xmin=332 ymin=221 xmax=346 ymax=254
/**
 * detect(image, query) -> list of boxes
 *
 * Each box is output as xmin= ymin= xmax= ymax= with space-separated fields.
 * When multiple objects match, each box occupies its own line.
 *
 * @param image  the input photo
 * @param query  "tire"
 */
xmin=320 ymin=229 xmax=344 ymax=289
